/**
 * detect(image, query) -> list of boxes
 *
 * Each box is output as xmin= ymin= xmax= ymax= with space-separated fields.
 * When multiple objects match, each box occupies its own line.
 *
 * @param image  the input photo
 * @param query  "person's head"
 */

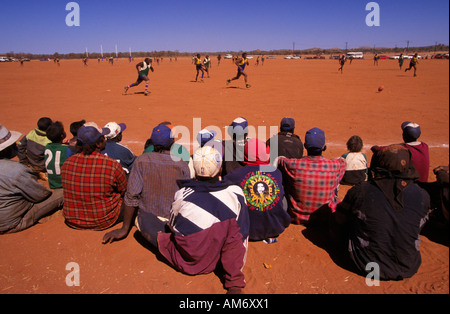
xmin=197 ymin=129 xmax=217 ymax=147
xmin=401 ymin=121 xmax=421 ymax=143
xmin=46 ymin=121 xmax=66 ymax=144
xmin=280 ymin=117 xmax=295 ymax=133
xmin=144 ymin=57 xmax=151 ymax=64
xmin=37 ymin=117 xmax=53 ymax=132
xmin=193 ymin=145 xmax=223 ymax=182
xmin=150 ymin=123 xmax=174 ymax=152
xmin=104 ymin=122 xmax=127 ymax=142
xmin=242 ymin=53 xmax=247 ymax=58
xmin=228 ymin=117 xmax=248 ymax=143
xmin=0 ymin=124 xmax=22 ymax=160
xmin=70 ymin=119 xmax=86 ymax=137
xmin=197 ymin=53 xmax=201 ymax=58
xmin=304 ymin=127 xmax=326 ymax=156
xmin=244 ymin=138 xmax=270 ymax=166
xmin=346 ymin=135 xmax=363 ymax=153
xmin=76 ymin=122 xmax=110 ymax=155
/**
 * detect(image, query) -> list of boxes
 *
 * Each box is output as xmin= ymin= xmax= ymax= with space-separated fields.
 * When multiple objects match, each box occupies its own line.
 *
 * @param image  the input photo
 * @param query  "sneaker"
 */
xmin=144 ymin=90 xmax=150 ymax=96
xmin=226 ymin=79 xmax=231 ymax=85
xmin=124 ymin=86 xmax=129 ymax=94
xmin=246 ymin=84 xmax=251 ymax=88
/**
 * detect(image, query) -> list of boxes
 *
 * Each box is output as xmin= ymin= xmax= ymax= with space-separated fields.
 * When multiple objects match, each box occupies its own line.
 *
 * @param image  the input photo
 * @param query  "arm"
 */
xmin=16 ymin=135 xmax=28 ymax=164
xmin=102 ymin=204 xmax=137 ymax=244
xmin=135 ymin=62 xmax=143 ymax=73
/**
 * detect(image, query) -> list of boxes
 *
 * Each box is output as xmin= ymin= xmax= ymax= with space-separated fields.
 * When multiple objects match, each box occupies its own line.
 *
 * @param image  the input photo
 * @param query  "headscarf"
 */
xmin=244 ymin=138 xmax=270 ymax=166
xmin=370 ymin=144 xmax=420 ymax=211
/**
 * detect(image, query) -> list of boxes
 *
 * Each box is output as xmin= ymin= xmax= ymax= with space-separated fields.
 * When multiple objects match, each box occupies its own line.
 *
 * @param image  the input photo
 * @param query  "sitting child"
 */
xmin=17 ymin=117 xmax=53 ymax=176
xmin=44 ymin=121 xmax=70 ymax=189
xmin=341 ymin=135 xmax=368 ymax=185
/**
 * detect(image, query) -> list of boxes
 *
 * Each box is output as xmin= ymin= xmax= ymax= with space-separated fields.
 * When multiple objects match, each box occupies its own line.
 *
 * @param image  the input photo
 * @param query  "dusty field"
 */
xmin=0 ymin=55 xmax=448 ymax=295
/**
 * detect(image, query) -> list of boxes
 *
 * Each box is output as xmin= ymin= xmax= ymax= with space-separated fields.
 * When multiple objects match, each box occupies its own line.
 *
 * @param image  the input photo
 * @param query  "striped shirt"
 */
xmin=124 ymin=151 xmax=191 ymax=218
xmin=278 ymin=156 xmax=346 ymax=224
xmin=61 ymin=152 xmax=127 ymax=230
xmin=158 ymin=179 xmax=249 ymax=289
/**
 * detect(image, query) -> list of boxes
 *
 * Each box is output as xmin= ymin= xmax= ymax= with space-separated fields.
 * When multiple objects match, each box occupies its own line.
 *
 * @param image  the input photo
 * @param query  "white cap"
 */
xmin=193 ymin=146 xmax=222 ymax=177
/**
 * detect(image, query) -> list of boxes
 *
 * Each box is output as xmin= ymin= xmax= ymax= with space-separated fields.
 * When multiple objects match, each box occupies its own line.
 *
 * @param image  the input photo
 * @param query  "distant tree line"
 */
xmin=2 ymin=44 xmax=448 ymax=60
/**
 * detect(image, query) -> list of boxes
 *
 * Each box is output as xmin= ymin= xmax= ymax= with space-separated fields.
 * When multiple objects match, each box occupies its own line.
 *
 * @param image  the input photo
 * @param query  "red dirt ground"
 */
xmin=0 ymin=55 xmax=448 ymax=294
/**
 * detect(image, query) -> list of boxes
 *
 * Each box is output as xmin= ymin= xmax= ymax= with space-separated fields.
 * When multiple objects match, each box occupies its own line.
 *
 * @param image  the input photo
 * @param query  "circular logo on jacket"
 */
xmin=243 ymin=172 xmax=280 ymax=211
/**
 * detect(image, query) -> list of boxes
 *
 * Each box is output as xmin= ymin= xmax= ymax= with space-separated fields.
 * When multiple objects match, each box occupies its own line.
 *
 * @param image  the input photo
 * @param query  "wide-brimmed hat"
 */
xmin=0 ymin=124 xmax=22 ymax=152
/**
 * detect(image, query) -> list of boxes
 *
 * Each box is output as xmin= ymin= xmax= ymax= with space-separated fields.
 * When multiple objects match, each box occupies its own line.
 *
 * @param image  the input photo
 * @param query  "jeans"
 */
xmin=136 ymin=211 xmax=168 ymax=247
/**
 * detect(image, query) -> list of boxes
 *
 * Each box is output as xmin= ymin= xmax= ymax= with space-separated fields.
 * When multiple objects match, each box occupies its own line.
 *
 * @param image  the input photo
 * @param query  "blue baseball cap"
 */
xmin=280 ymin=117 xmax=295 ymax=131
xmin=304 ymin=127 xmax=326 ymax=150
xmin=228 ymin=117 xmax=248 ymax=137
xmin=197 ymin=129 xmax=217 ymax=146
xmin=77 ymin=123 xmax=110 ymax=145
xmin=151 ymin=123 xmax=174 ymax=148
xmin=401 ymin=121 xmax=421 ymax=141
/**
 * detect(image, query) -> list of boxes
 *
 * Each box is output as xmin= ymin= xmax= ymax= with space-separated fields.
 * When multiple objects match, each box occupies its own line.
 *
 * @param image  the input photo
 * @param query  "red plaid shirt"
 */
xmin=279 ymin=156 xmax=346 ymax=224
xmin=61 ymin=152 xmax=127 ymax=230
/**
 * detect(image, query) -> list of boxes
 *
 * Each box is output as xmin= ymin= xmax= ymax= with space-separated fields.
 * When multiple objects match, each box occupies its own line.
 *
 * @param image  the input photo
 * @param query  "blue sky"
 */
xmin=0 ymin=0 xmax=448 ymax=54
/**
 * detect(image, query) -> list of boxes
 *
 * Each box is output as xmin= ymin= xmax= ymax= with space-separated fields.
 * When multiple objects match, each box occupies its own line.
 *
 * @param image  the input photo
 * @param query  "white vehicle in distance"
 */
xmin=285 ymin=55 xmax=300 ymax=59
xmin=346 ymin=52 xmax=364 ymax=59
xmin=224 ymin=54 xmax=233 ymax=59
xmin=0 ymin=56 xmax=10 ymax=62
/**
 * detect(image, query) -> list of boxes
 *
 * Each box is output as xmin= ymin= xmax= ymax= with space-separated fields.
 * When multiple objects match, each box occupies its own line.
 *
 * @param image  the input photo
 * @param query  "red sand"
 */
xmin=0 ymin=56 xmax=448 ymax=294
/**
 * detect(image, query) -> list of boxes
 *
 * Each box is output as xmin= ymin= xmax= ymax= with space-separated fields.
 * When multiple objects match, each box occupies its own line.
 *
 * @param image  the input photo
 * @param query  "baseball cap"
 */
xmin=197 ymin=128 xmax=217 ymax=146
xmin=228 ymin=117 xmax=248 ymax=137
xmin=304 ymin=127 xmax=326 ymax=150
xmin=150 ymin=123 xmax=174 ymax=148
xmin=280 ymin=117 xmax=295 ymax=131
xmin=0 ymin=124 xmax=22 ymax=152
xmin=104 ymin=122 xmax=127 ymax=139
xmin=77 ymin=123 xmax=110 ymax=145
xmin=193 ymin=145 xmax=223 ymax=178
xmin=401 ymin=121 xmax=421 ymax=141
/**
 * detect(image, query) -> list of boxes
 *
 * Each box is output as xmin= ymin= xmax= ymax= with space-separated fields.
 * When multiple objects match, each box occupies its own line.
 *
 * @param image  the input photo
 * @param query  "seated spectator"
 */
xmin=278 ymin=127 xmax=346 ymax=225
xmin=401 ymin=121 xmax=430 ymax=183
xmin=61 ymin=123 xmax=128 ymax=230
xmin=267 ymin=117 xmax=304 ymax=160
xmin=67 ymin=119 xmax=85 ymax=156
xmin=0 ymin=124 xmax=63 ymax=234
xmin=222 ymin=117 xmax=249 ymax=176
xmin=224 ymin=138 xmax=290 ymax=241
xmin=44 ymin=121 xmax=70 ymax=189
xmin=333 ymin=144 xmax=430 ymax=280
xmin=102 ymin=123 xmax=190 ymax=243
xmin=101 ymin=122 xmax=136 ymax=175
xmin=17 ymin=117 xmax=53 ymax=175
xmin=419 ymin=165 xmax=449 ymax=246
xmin=104 ymin=145 xmax=250 ymax=294
xmin=143 ymin=121 xmax=194 ymax=177
xmin=340 ymin=135 xmax=368 ymax=186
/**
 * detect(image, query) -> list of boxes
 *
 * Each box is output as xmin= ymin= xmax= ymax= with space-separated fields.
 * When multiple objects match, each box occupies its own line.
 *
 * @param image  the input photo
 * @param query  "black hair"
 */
xmin=346 ymin=135 xmax=363 ymax=153
xmin=70 ymin=119 xmax=86 ymax=137
xmin=46 ymin=121 xmax=66 ymax=143
xmin=80 ymin=135 xmax=105 ymax=155
xmin=37 ymin=117 xmax=53 ymax=132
